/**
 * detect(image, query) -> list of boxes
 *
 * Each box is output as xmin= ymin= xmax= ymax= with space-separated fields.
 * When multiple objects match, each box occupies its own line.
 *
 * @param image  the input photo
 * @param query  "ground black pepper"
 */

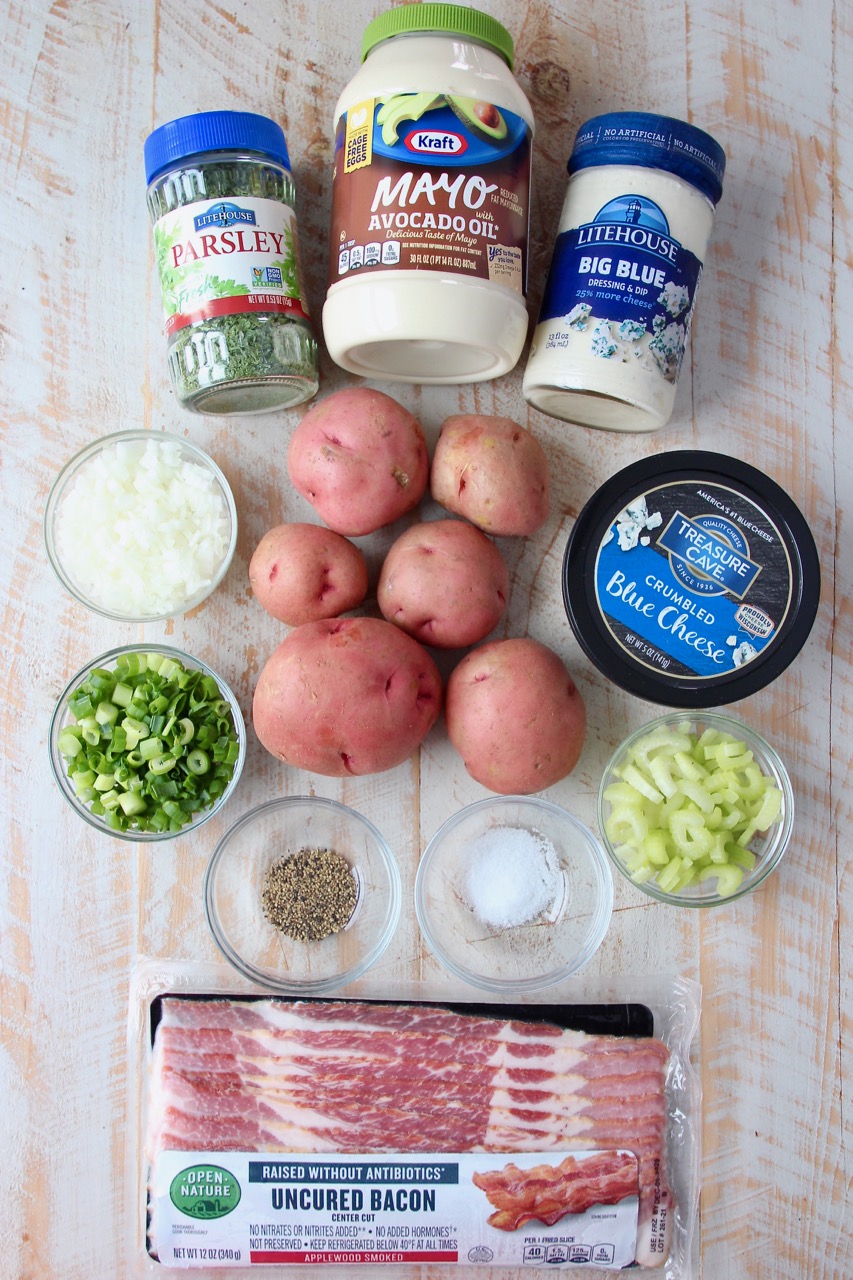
xmin=262 ymin=846 xmax=358 ymax=942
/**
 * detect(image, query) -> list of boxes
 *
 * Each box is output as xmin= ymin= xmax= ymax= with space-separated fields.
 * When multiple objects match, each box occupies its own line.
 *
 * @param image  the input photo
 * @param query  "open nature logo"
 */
xmin=170 ymin=1164 xmax=242 ymax=1220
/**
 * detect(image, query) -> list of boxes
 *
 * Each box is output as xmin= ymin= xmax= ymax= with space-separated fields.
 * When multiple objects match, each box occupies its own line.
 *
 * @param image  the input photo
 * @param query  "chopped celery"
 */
xmin=604 ymin=719 xmax=784 ymax=898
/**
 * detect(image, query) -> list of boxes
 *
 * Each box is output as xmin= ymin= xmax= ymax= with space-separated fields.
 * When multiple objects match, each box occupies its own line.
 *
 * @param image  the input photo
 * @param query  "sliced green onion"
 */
xmin=186 ymin=748 xmax=210 ymax=775
xmin=119 ymin=791 xmax=147 ymax=817
xmin=176 ymin=718 xmax=195 ymax=745
xmin=78 ymin=715 xmax=100 ymax=746
xmin=68 ymin=692 xmax=95 ymax=720
xmin=58 ymin=730 xmax=83 ymax=758
xmin=117 ymin=652 xmax=147 ymax=676
xmin=57 ymin=652 xmax=241 ymax=834
xmin=148 ymin=755 xmax=176 ymax=776
xmin=149 ymin=775 xmax=178 ymax=798
xmin=111 ymin=681 xmax=134 ymax=707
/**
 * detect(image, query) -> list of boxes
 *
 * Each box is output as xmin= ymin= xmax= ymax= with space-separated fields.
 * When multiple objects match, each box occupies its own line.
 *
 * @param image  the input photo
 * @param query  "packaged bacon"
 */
xmin=129 ymin=961 xmax=701 ymax=1276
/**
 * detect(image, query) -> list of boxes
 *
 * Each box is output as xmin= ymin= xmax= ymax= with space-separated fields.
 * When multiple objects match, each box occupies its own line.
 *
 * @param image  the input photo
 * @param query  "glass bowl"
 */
xmin=204 ymin=797 xmax=402 ymax=994
xmin=414 ymin=796 xmax=613 ymax=994
xmin=44 ymin=429 xmax=237 ymax=622
xmin=49 ymin=644 xmax=245 ymax=842
xmin=598 ymin=711 xmax=794 ymax=906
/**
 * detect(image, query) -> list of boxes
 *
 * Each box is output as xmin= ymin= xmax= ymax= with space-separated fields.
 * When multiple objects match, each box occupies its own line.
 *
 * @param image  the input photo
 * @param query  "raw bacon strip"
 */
xmin=150 ymin=1065 xmax=665 ymax=1160
xmin=158 ymin=999 xmax=668 ymax=1072
xmin=472 ymin=1151 xmax=639 ymax=1230
xmin=146 ymin=998 xmax=674 ymax=1268
xmin=155 ymin=1034 xmax=668 ymax=1115
xmin=153 ymin=1053 xmax=666 ymax=1123
xmin=162 ymin=998 xmax=570 ymax=1041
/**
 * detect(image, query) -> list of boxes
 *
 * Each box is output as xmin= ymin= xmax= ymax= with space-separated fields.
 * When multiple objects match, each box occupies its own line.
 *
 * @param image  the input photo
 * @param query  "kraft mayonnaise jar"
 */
xmin=322 ymin=3 xmax=534 ymax=384
xmin=523 ymin=113 xmax=725 ymax=431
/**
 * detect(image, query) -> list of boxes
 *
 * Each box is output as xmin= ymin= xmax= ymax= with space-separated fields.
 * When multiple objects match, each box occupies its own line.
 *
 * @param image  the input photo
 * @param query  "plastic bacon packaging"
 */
xmin=129 ymin=961 xmax=701 ymax=1276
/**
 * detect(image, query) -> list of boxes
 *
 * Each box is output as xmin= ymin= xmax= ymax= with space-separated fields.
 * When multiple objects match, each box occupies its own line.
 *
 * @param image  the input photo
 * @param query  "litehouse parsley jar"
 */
xmin=524 ymin=113 xmax=725 ymax=432
xmin=322 ymin=3 xmax=534 ymax=383
xmin=563 ymin=452 xmax=820 ymax=707
xmin=145 ymin=111 xmax=318 ymax=415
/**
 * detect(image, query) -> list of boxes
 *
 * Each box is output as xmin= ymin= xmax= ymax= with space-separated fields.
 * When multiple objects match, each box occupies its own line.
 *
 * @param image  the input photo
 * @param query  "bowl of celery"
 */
xmin=49 ymin=645 xmax=245 ymax=841
xmin=598 ymin=712 xmax=794 ymax=906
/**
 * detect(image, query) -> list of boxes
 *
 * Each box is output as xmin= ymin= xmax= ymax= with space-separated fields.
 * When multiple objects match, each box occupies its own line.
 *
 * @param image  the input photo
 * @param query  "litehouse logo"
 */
xmin=193 ymin=202 xmax=257 ymax=232
xmin=170 ymin=1164 xmax=241 ymax=1220
xmin=404 ymin=129 xmax=467 ymax=155
xmin=575 ymin=195 xmax=679 ymax=262
xmin=657 ymin=512 xmax=762 ymax=598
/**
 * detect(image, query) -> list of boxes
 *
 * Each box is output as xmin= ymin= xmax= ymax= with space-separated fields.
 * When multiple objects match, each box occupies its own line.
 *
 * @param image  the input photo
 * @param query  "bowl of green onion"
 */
xmin=49 ymin=644 xmax=245 ymax=841
xmin=598 ymin=711 xmax=794 ymax=906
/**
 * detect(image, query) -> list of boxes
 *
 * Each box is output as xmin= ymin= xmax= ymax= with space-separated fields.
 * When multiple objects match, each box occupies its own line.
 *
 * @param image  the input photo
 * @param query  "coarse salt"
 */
xmin=461 ymin=825 xmax=561 ymax=930
xmin=54 ymin=437 xmax=231 ymax=618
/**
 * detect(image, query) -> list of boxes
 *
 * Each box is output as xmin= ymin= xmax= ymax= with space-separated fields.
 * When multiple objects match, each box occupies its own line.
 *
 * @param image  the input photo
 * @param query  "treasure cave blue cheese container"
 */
xmin=562 ymin=452 xmax=820 ymax=707
xmin=523 ymin=112 xmax=726 ymax=432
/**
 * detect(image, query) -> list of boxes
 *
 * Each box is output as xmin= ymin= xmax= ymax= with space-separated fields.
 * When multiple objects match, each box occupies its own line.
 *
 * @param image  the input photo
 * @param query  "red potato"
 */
xmin=430 ymin=414 xmax=551 ymax=536
xmin=378 ymin=519 xmax=509 ymax=649
xmin=445 ymin=637 xmax=586 ymax=794
xmin=287 ymin=387 xmax=429 ymax=536
xmin=252 ymin=617 xmax=442 ymax=777
xmin=249 ymin=523 xmax=368 ymax=626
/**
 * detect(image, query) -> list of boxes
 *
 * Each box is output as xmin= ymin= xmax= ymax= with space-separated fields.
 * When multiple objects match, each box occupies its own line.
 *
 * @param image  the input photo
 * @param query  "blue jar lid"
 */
xmin=144 ymin=110 xmax=290 ymax=183
xmin=568 ymin=112 xmax=726 ymax=206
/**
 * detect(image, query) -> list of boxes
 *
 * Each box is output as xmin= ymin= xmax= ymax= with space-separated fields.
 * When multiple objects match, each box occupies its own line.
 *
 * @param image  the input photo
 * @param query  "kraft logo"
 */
xmin=404 ymin=129 xmax=467 ymax=155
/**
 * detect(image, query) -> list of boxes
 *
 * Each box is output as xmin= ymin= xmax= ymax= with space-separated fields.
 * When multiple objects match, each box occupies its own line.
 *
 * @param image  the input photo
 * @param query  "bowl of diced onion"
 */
xmin=44 ymin=429 xmax=237 ymax=622
xmin=597 ymin=712 xmax=794 ymax=906
xmin=49 ymin=645 xmax=245 ymax=841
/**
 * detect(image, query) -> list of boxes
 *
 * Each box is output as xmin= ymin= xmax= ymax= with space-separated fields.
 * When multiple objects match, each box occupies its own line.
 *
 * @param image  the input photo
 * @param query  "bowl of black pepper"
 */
xmin=203 ymin=796 xmax=402 ymax=994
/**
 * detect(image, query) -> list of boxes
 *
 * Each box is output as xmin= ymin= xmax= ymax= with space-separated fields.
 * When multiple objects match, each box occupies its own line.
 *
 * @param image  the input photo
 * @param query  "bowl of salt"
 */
xmin=414 ymin=796 xmax=613 ymax=993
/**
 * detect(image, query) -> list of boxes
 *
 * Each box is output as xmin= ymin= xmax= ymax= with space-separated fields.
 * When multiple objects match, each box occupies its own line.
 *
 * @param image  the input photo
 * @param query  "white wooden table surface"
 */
xmin=1 ymin=2 xmax=849 ymax=1278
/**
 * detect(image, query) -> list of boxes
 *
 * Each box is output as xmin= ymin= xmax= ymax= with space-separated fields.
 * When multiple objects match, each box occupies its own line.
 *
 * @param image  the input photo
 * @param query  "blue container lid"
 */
xmin=562 ymin=451 xmax=819 ymax=708
xmin=144 ymin=110 xmax=290 ymax=183
xmin=568 ymin=112 xmax=726 ymax=206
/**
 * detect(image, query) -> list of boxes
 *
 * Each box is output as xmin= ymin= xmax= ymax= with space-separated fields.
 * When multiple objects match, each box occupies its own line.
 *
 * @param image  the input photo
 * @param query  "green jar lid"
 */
xmin=361 ymin=3 xmax=514 ymax=69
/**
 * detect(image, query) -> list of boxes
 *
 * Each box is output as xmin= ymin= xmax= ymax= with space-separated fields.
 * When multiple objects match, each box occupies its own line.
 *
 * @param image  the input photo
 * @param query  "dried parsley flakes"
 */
xmin=145 ymin=111 xmax=319 ymax=415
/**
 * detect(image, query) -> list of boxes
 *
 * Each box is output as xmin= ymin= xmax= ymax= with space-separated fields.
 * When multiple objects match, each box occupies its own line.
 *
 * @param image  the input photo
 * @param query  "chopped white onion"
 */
xmin=54 ymin=437 xmax=232 ymax=617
